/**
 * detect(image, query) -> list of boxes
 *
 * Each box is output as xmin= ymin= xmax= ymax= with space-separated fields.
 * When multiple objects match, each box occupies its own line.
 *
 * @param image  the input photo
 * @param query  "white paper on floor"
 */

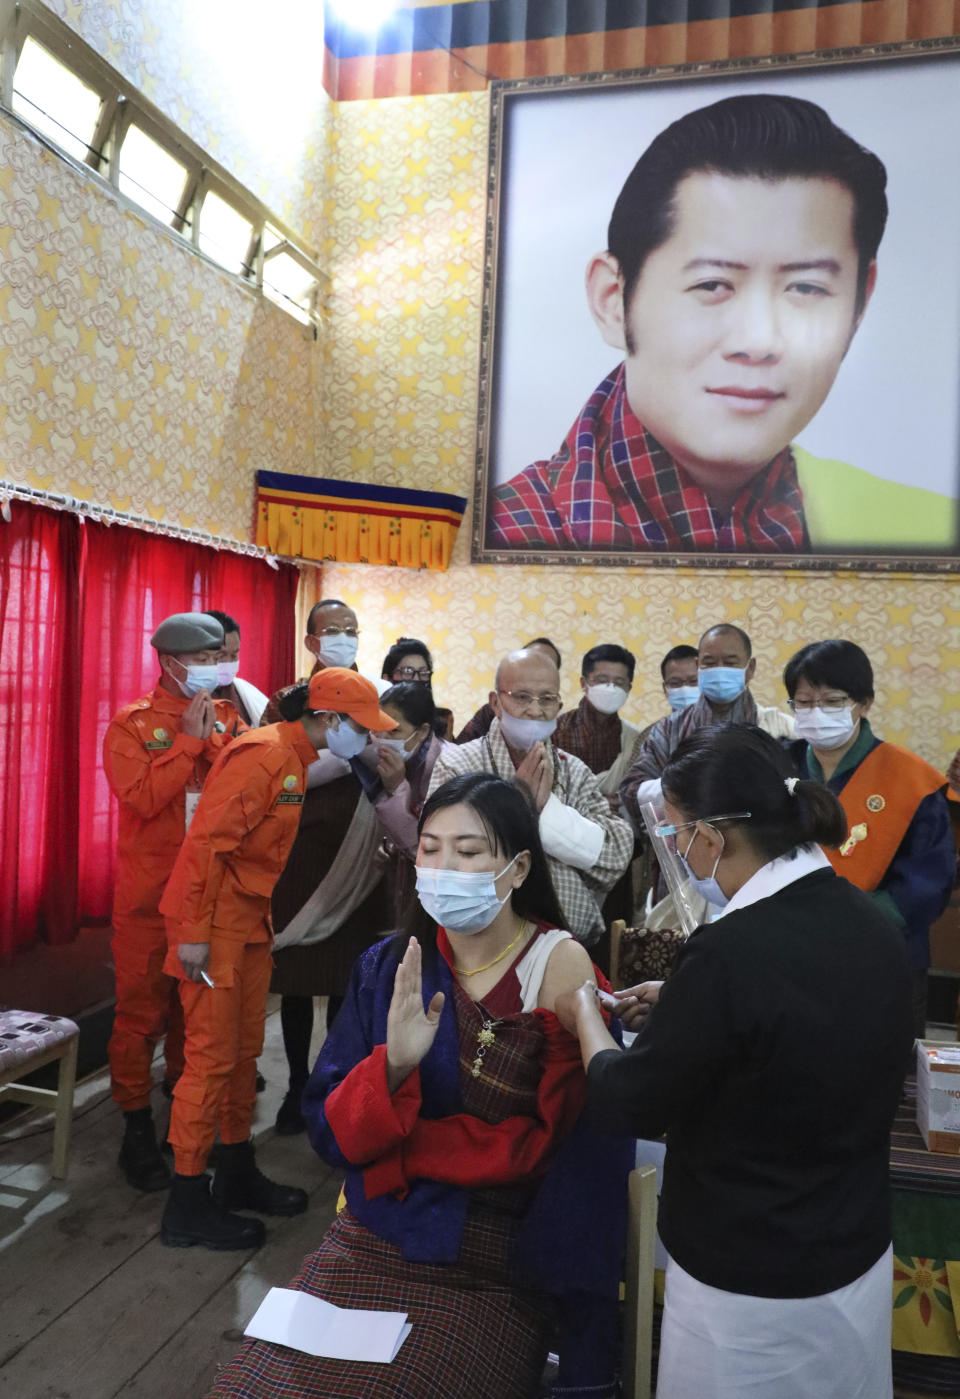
xmin=244 ymin=1286 xmax=412 ymax=1363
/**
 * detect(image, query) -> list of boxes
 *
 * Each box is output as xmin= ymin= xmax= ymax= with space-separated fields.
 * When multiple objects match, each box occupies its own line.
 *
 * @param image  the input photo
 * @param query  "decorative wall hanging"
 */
xmin=256 ymin=470 xmax=467 ymax=571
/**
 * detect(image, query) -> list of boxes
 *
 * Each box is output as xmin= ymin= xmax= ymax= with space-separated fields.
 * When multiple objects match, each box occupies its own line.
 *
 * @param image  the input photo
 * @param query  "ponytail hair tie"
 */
xmin=785 ymin=777 xmax=799 ymax=796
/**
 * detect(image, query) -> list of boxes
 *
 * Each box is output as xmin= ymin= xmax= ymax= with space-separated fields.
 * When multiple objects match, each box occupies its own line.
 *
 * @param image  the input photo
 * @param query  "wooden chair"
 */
xmin=0 ymin=1009 xmax=80 ymax=1178
xmin=609 ymin=918 xmax=627 ymax=989
xmin=622 ymin=1163 xmax=658 ymax=1399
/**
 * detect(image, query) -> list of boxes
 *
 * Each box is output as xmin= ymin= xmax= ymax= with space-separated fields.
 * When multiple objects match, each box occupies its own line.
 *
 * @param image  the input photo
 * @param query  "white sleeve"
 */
xmin=538 ymin=792 xmax=605 ymax=870
xmin=305 ymin=751 xmax=352 ymax=788
xmin=635 ymin=778 xmax=662 ymax=806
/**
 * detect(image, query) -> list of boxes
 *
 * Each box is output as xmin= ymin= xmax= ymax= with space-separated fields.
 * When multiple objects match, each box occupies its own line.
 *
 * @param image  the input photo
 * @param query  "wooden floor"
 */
xmin=0 ymin=996 xmax=341 ymax=1399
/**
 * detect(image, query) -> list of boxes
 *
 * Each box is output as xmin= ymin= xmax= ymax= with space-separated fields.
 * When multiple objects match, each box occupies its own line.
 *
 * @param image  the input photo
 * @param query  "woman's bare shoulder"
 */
xmin=537 ymin=935 xmax=595 ymax=1012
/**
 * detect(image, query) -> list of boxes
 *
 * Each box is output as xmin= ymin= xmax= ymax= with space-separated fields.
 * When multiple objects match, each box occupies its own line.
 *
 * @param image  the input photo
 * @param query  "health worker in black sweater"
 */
xmin=557 ymin=724 xmax=912 ymax=1399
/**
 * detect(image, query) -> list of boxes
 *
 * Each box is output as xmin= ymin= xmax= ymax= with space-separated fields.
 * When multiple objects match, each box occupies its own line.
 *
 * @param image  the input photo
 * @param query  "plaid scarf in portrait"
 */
xmin=489 ymin=364 xmax=809 ymax=553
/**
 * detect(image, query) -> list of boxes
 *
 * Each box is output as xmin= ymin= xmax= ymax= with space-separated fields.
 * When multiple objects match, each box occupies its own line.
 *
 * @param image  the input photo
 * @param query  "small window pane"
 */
xmin=12 ymin=37 xmax=102 ymax=164
xmin=263 ymin=251 xmax=316 ymax=325
xmin=262 ymin=225 xmax=285 ymax=255
xmin=118 ymin=125 xmax=188 ymax=226
xmin=200 ymin=192 xmax=253 ymax=275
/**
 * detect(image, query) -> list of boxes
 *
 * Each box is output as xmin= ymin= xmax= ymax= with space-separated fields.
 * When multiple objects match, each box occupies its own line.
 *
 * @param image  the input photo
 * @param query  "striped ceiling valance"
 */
xmin=255 ymin=470 xmax=467 ymax=571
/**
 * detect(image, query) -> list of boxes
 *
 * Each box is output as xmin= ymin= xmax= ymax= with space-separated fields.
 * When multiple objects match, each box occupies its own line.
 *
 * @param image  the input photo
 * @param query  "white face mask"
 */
xmin=793 ymin=706 xmax=858 ymax=751
xmin=586 ymin=683 xmax=629 ymax=716
xmin=415 ymin=855 xmax=520 ymax=935
xmin=325 ymin=715 xmax=368 ymax=759
xmin=498 ymin=711 xmax=557 ymax=752
xmin=377 ymin=733 xmax=417 ymax=763
xmin=317 ymin=633 xmax=359 ymax=668
xmin=172 ymin=661 xmax=219 ymax=698
xmin=217 ymin=660 xmax=240 ymax=687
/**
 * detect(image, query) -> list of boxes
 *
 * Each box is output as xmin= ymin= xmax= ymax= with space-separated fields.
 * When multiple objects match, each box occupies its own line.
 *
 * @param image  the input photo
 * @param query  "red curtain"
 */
xmin=0 ymin=501 xmax=299 ymax=965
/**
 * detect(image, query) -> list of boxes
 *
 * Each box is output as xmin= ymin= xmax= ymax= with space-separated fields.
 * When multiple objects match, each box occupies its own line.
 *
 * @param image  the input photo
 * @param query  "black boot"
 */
xmin=274 ymin=1080 xmax=306 ymax=1136
xmin=161 ymin=1172 xmax=266 ymax=1250
xmin=212 ymin=1140 xmax=308 ymax=1216
xmin=119 ymin=1107 xmax=172 ymax=1192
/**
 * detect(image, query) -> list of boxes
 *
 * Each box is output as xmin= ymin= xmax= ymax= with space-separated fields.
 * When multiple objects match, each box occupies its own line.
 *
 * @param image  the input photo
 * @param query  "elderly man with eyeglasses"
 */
xmin=428 ymin=648 xmax=633 ymax=946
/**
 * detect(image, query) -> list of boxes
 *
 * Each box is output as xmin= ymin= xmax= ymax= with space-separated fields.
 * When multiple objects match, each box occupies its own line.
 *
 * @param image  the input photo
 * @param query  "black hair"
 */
xmin=660 ymin=644 xmax=698 ymax=679
xmin=699 ymin=623 xmax=752 ymax=659
xmin=205 ymin=608 xmax=240 ymax=637
xmin=276 ymin=682 xmax=312 ymax=722
xmin=524 ymin=636 xmax=562 ymax=669
xmin=581 ymin=643 xmax=636 ymax=682
xmin=662 ymin=724 xmax=847 ymax=862
xmin=379 ymin=681 xmax=436 ymax=732
xmin=400 ymin=772 xmax=566 ymax=956
xmin=783 ymin=639 xmax=874 ymax=704
xmin=381 ymin=636 xmax=434 ymax=680
xmin=608 ymin=93 xmax=887 ymax=323
xmin=307 ymin=598 xmax=349 ymax=634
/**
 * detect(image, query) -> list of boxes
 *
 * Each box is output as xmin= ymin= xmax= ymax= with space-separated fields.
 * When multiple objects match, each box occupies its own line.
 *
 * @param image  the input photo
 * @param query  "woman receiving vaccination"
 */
xmin=207 ymin=772 xmax=632 ymax=1399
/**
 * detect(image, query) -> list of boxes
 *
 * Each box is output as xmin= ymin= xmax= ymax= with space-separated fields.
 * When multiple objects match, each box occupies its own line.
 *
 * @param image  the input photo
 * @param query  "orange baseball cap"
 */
xmin=307 ymin=668 xmax=398 ymax=731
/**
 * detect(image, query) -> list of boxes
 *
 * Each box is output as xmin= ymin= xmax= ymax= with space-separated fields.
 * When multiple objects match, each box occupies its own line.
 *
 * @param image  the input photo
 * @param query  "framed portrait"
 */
xmin=472 ymin=39 xmax=960 ymax=572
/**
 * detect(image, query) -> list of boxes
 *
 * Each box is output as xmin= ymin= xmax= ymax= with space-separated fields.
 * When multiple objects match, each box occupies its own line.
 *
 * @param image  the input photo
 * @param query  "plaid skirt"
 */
xmin=207 ymin=1207 xmax=555 ymax=1399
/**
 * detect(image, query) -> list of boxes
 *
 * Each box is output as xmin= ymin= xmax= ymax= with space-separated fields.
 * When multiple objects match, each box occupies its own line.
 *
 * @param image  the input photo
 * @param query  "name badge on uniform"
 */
xmin=276 ymin=793 xmax=305 ymax=805
xmin=185 ymin=791 xmax=201 ymax=829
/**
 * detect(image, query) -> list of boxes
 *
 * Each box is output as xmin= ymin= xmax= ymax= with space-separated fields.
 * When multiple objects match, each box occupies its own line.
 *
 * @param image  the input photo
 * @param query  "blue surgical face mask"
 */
xmin=415 ymin=855 xmax=520 ymax=935
xmin=174 ymin=661 xmax=219 ymax=697
xmin=667 ymin=685 xmax=700 ymax=713
xmin=679 ymin=827 xmax=728 ymax=909
xmin=698 ymin=666 xmax=746 ymax=704
xmin=325 ymin=715 xmax=368 ymax=759
xmin=318 ymin=633 xmax=358 ymax=669
xmin=217 ymin=660 xmax=240 ymax=687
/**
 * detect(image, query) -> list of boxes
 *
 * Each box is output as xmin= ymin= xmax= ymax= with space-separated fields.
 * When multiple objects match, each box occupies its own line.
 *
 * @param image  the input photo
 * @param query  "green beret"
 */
xmin=150 ymin=612 xmax=224 ymax=654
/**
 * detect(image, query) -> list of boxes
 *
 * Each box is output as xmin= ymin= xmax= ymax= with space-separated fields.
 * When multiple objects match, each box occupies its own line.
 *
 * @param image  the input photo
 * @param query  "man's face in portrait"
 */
xmin=589 ymin=172 xmax=876 ymax=500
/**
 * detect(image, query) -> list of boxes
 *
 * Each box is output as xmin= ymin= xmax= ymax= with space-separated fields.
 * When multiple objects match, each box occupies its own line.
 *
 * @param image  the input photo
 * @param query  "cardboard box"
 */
xmin=916 ymin=1040 xmax=960 ymax=1153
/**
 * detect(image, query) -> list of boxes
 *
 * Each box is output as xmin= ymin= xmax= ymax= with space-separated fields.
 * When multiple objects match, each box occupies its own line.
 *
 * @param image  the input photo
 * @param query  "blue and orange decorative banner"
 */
xmin=322 ymin=0 xmax=960 ymax=101
xmin=255 ymin=470 xmax=467 ymax=571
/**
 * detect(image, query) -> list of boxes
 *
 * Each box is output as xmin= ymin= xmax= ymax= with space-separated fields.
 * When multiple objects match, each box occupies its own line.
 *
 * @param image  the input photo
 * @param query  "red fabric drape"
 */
xmin=0 ymin=501 xmax=299 ymax=965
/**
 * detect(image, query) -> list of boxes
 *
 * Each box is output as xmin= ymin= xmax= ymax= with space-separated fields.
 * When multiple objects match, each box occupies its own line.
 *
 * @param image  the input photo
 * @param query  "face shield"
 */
xmin=639 ymin=799 xmax=705 ymax=936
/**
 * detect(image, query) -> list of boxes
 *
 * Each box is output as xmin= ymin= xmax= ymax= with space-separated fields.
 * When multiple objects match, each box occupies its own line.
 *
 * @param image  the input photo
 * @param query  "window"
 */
xmin=262 ymin=231 xmax=318 ymax=326
xmin=118 ymin=125 xmax=188 ymax=227
xmin=200 ymin=191 xmax=254 ymax=276
xmin=2 ymin=8 xmax=324 ymax=325
xmin=12 ymin=36 xmax=102 ymax=164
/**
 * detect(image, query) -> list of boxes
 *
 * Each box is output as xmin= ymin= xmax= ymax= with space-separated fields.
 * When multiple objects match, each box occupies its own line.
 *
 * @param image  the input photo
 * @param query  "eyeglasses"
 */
xmin=499 ymin=689 xmax=562 ymax=713
xmin=318 ymin=626 xmax=359 ymax=637
xmin=394 ymin=666 xmax=432 ymax=681
xmin=664 ymin=677 xmax=698 ymax=690
xmin=588 ymin=676 xmax=630 ymax=689
xmin=787 ymin=697 xmax=855 ymax=714
xmin=654 ymin=811 xmax=751 ymax=851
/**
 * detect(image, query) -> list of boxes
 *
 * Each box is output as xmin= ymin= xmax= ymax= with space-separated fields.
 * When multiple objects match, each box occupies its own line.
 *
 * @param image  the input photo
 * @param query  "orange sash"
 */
xmin=824 ymin=742 xmax=946 ymax=890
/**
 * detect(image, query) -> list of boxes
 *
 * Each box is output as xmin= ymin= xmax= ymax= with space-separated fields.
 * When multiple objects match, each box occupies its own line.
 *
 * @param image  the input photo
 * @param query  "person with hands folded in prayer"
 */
xmin=431 ymin=647 xmax=633 ymax=948
xmin=206 ymin=772 xmax=633 ymax=1399
xmin=556 ymin=724 xmax=912 ymax=1399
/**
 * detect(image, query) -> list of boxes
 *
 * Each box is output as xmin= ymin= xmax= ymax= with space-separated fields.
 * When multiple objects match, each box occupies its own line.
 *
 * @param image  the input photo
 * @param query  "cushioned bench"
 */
xmin=0 ymin=1008 xmax=80 ymax=1178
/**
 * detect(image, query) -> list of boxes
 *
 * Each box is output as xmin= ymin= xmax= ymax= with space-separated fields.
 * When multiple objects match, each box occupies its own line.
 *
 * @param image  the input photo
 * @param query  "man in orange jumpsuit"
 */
xmin=103 ymin=612 xmax=245 ymax=1191
xmin=159 ymin=669 xmax=397 ymax=1249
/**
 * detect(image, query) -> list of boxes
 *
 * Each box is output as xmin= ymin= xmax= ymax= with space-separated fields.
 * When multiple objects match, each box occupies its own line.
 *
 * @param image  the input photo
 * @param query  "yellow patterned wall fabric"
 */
xmin=316 ymin=90 xmax=959 ymax=772
xmin=0 ymin=114 xmax=317 ymax=539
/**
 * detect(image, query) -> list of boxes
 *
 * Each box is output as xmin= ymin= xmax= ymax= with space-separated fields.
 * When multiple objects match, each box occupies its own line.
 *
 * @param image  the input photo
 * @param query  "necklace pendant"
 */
xmin=471 ymin=1058 xmax=482 ymax=1078
xmin=477 ymin=1025 xmax=496 ymax=1047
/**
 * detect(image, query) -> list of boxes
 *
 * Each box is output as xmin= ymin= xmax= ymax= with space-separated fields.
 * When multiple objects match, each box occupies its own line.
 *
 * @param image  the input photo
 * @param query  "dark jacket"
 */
xmin=587 ymin=866 xmax=912 ymax=1298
